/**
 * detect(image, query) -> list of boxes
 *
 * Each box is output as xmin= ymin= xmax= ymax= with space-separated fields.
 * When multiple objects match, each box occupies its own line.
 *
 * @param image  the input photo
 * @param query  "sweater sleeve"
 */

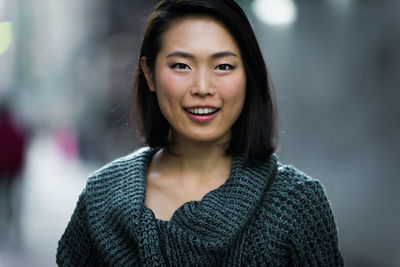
xmin=289 ymin=180 xmax=344 ymax=266
xmin=56 ymin=190 xmax=104 ymax=266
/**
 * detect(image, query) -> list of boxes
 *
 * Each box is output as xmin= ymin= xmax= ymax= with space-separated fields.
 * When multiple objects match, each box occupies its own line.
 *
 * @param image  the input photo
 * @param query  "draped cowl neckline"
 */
xmin=85 ymin=147 xmax=277 ymax=265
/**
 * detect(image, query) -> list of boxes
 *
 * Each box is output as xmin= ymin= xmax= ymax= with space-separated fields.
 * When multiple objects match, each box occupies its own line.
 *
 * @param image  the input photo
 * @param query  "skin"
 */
xmin=141 ymin=16 xmax=246 ymax=221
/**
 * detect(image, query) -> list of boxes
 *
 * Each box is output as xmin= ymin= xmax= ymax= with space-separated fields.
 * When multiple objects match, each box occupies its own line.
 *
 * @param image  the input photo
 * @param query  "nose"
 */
xmin=190 ymin=69 xmax=215 ymax=96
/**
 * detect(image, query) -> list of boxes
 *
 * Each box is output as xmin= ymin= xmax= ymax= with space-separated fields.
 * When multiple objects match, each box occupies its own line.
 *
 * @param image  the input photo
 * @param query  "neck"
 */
xmin=155 ymin=141 xmax=233 ymax=184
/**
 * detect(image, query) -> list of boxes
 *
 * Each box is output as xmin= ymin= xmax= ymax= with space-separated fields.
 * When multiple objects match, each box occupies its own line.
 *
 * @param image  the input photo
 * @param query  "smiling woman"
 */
xmin=56 ymin=0 xmax=344 ymax=266
xmin=140 ymin=16 xmax=247 ymax=221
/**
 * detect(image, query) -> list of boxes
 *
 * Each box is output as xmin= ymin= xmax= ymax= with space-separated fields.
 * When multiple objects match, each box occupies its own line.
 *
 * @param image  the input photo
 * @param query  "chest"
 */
xmin=144 ymin=177 xmax=226 ymax=221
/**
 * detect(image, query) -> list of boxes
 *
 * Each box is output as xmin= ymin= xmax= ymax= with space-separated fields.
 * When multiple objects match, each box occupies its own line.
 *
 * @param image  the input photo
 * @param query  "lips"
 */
xmin=184 ymin=106 xmax=220 ymax=122
xmin=184 ymin=107 xmax=219 ymax=115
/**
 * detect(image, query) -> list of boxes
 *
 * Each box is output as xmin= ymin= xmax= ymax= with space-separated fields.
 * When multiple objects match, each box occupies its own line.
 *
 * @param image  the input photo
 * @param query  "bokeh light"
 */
xmin=251 ymin=0 xmax=298 ymax=26
xmin=0 ymin=21 xmax=12 ymax=55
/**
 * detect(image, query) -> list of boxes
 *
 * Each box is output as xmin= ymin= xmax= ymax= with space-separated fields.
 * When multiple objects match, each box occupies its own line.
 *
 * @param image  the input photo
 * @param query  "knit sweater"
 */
xmin=57 ymin=147 xmax=343 ymax=266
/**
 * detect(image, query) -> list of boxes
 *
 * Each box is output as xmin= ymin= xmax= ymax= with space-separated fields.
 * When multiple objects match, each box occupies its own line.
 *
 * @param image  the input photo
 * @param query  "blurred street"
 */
xmin=0 ymin=134 xmax=94 ymax=267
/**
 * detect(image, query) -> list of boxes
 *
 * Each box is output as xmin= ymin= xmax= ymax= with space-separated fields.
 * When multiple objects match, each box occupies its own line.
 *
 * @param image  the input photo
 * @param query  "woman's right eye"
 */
xmin=170 ymin=63 xmax=190 ymax=70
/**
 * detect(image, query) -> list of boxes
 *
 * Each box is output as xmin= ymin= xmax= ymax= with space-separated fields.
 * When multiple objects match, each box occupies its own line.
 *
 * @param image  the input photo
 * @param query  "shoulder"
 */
xmin=276 ymin=163 xmax=317 ymax=185
xmin=261 ymin=162 xmax=333 ymax=224
xmin=91 ymin=146 xmax=153 ymax=176
xmin=255 ymin=161 xmax=338 ymax=237
xmin=80 ymin=147 xmax=155 ymax=223
xmin=87 ymin=147 xmax=153 ymax=184
xmin=273 ymin=163 xmax=327 ymax=200
xmin=81 ymin=147 xmax=156 ymax=203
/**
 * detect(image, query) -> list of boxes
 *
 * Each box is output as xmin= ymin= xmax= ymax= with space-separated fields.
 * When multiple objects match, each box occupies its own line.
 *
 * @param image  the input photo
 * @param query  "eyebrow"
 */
xmin=166 ymin=51 xmax=238 ymax=59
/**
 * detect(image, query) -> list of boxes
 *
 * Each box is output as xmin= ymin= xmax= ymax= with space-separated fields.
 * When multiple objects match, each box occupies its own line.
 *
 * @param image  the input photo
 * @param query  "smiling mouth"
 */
xmin=184 ymin=107 xmax=220 ymax=115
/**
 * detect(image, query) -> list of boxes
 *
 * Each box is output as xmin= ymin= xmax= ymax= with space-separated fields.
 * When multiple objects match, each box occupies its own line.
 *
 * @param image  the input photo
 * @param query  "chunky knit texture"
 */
xmin=57 ymin=147 xmax=343 ymax=266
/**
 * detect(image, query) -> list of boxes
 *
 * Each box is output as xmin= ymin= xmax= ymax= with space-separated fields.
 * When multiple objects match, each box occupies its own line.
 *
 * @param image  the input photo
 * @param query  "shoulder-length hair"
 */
xmin=131 ymin=0 xmax=277 ymax=162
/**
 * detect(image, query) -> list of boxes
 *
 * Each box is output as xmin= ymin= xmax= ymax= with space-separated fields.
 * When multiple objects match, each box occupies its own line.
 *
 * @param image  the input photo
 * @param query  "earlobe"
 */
xmin=140 ymin=56 xmax=156 ymax=92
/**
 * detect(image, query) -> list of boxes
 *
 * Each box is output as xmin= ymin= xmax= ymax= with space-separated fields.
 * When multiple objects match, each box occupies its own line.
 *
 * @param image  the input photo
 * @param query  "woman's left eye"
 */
xmin=216 ymin=64 xmax=235 ymax=71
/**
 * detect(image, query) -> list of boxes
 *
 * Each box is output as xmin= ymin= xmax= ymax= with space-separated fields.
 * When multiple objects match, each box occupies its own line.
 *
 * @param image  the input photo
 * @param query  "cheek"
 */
xmin=220 ymin=74 xmax=246 ymax=105
xmin=157 ymin=72 xmax=183 ymax=98
xmin=155 ymin=72 xmax=186 ymax=119
xmin=165 ymin=73 xmax=180 ymax=88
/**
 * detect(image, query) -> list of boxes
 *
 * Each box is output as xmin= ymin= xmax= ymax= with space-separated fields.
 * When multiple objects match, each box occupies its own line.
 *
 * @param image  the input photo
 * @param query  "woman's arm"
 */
xmin=56 ymin=190 xmax=105 ymax=266
xmin=289 ymin=180 xmax=344 ymax=266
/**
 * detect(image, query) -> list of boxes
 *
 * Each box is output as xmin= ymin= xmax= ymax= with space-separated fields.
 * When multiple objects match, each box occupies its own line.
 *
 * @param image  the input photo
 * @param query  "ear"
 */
xmin=140 ymin=56 xmax=156 ymax=92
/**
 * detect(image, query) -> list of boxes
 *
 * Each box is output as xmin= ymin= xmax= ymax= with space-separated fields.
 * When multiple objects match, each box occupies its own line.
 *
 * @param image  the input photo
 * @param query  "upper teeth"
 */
xmin=186 ymin=107 xmax=218 ymax=115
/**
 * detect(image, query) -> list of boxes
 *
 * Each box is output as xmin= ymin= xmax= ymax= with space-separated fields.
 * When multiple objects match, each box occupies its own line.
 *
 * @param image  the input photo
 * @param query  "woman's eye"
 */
xmin=216 ymin=64 xmax=235 ymax=71
xmin=171 ymin=63 xmax=190 ymax=70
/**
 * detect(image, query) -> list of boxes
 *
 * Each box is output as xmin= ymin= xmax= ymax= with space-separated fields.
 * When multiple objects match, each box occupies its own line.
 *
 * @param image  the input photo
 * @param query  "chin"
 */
xmin=185 ymin=134 xmax=230 ymax=146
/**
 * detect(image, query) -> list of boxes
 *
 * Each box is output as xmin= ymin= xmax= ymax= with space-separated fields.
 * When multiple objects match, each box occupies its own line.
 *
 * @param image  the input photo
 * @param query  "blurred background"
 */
xmin=0 ymin=0 xmax=399 ymax=266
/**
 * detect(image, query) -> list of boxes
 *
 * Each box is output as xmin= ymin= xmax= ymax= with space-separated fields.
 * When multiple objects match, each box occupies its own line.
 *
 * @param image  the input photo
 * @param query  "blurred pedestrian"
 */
xmin=0 ymin=102 xmax=27 ymax=247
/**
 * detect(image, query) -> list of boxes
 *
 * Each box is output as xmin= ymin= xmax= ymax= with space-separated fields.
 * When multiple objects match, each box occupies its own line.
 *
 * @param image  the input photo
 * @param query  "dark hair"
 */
xmin=131 ymin=0 xmax=277 ymax=162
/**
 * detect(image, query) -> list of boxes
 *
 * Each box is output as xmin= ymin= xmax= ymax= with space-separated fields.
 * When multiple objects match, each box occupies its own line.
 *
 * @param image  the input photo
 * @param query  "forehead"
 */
xmin=159 ymin=16 xmax=241 ymax=55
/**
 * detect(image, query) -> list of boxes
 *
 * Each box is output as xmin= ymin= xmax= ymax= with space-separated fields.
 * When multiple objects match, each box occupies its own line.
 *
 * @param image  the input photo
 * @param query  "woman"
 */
xmin=57 ymin=0 xmax=344 ymax=266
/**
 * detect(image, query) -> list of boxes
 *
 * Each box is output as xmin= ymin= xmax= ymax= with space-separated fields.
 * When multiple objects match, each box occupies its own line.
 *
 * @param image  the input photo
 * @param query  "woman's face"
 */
xmin=141 ymin=16 xmax=246 ymax=146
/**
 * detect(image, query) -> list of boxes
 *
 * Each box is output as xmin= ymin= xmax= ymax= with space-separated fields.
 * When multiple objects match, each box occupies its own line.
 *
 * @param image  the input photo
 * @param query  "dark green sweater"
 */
xmin=57 ymin=147 xmax=343 ymax=266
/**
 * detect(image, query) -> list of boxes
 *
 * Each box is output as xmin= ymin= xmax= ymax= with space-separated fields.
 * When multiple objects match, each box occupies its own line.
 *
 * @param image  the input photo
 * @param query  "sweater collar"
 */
xmin=135 ymin=148 xmax=277 ymax=249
